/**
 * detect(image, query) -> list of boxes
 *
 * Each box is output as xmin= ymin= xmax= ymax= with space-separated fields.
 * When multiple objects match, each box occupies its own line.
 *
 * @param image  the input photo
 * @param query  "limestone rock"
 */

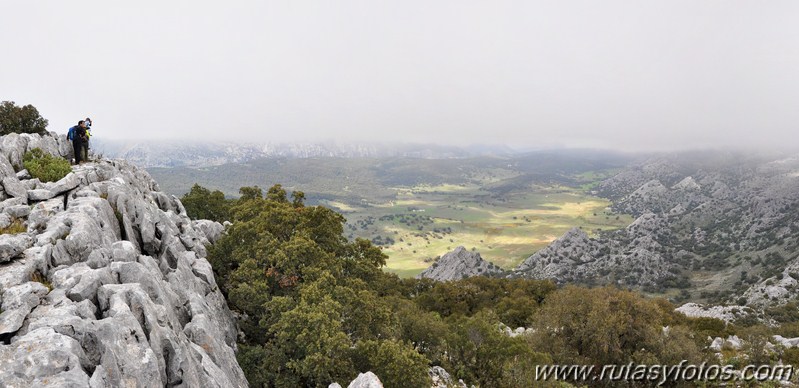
xmin=0 ymin=133 xmax=247 ymax=387
xmin=4 ymin=203 xmax=31 ymax=218
xmin=0 ymin=281 xmax=49 ymax=335
xmin=348 ymin=372 xmax=384 ymax=388
xmin=0 ymin=154 xmax=15 ymax=179
xmin=0 ymin=327 xmax=91 ymax=386
xmin=0 ymin=233 xmax=33 ymax=263
xmin=2 ymin=176 xmax=28 ymax=199
xmin=193 ymin=219 xmax=225 ymax=243
xmin=47 ymin=172 xmax=82 ymax=195
xmin=417 ymin=246 xmax=503 ymax=281
xmin=15 ymin=169 xmax=31 ymax=180
xmin=28 ymin=188 xmax=55 ymax=201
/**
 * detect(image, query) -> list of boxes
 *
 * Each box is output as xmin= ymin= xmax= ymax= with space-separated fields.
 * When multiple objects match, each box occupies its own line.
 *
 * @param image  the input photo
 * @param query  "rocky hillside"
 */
xmin=0 ymin=133 xmax=247 ymax=387
xmin=416 ymin=246 xmax=503 ymax=281
xmin=423 ymin=151 xmax=799 ymax=316
xmin=510 ymin=224 xmax=683 ymax=289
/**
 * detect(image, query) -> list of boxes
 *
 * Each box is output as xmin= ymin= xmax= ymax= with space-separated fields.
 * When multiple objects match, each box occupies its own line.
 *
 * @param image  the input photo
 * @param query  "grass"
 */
xmin=333 ymin=184 xmax=633 ymax=277
xmin=30 ymin=270 xmax=53 ymax=291
xmin=0 ymin=218 xmax=27 ymax=235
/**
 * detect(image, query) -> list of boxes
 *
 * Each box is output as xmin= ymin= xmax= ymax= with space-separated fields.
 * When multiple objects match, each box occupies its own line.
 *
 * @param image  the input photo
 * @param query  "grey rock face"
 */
xmin=0 ymin=281 xmax=49 ymax=335
xmin=0 ymin=133 xmax=247 ymax=387
xmin=417 ymin=246 xmax=503 ymax=281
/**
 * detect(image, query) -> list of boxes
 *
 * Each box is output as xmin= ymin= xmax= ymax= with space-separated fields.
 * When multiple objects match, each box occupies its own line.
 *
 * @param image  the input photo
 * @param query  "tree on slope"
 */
xmin=0 ymin=101 xmax=48 ymax=135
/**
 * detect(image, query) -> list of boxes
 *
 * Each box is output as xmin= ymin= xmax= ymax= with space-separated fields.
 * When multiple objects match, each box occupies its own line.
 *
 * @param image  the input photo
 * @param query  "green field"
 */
xmin=328 ymin=183 xmax=632 ymax=277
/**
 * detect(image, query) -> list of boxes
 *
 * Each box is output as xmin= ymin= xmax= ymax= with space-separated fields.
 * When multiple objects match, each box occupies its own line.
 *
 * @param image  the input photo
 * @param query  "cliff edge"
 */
xmin=0 ymin=133 xmax=247 ymax=387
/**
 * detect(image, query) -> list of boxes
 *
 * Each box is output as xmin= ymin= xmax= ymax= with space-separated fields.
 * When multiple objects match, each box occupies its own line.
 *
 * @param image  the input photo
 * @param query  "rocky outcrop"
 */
xmin=329 ymin=371 xmax=384 ymax=388
xmin=345 ymin=372 xmax=383 ymax=388
xmin=675 ymin=303 xmax=747 ymax=323
xmin=417 ymin=246 xmax=503 ymax=281
xmin=0 ymin=133 xmax=247 ymax=387
xmin=511 ymin=226 xmax=680 ymax=289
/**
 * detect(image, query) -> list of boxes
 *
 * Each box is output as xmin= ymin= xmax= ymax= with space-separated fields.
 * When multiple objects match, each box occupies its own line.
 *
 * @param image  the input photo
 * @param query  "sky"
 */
xmin=2 ymin=1 xmax=799 ymax=151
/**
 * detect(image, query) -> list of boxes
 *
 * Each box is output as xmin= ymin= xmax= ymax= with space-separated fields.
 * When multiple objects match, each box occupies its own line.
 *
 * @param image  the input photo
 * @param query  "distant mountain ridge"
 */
xmin=92 ymin=139 xmax=517 ymax=168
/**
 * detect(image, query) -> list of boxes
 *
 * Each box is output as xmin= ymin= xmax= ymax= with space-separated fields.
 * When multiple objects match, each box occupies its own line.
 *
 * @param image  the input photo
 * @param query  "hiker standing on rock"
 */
xmin=68 ymin=120 xmax=88 ymax=164
xmin=82 ymin=117 xmax=92 ymax=162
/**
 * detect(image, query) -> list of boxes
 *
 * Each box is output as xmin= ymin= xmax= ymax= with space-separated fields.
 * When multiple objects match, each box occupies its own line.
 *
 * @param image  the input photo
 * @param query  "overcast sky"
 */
xmin=2 ymin=1 xmax=798 ymax=151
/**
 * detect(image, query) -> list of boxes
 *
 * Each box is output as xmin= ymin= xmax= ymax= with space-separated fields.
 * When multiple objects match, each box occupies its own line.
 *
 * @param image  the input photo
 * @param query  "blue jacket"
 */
xmin=67 ymin=126 xmax=78 ymax=141
xmin=68 ymin=126 xmax=86 ymax=142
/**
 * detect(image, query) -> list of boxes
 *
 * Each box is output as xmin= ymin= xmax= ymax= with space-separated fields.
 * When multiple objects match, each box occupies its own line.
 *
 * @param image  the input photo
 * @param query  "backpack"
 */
xmin=67 ymin=126 xmax=75 ymax=141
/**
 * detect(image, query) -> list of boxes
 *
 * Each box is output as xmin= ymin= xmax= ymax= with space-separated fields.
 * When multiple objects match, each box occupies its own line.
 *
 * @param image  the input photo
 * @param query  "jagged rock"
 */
xmin=67 ymin=267 xmax=116 ymax=303
xmin=0 ymin=133 xmax=247 ymax=387
xmin=184 ymin=313 xmax=248 ymax=386
xmin=2 ymin=176 xmax=28 ymax=199
xmin=0 ymin=233 xmax=33 ymax=263
xmin=0 ymin=281 xmax=49 ymax=335
xmin=0 ymin=327 xmax=91 ymax=386
xmin=347 ymin=372 xmax=383 ymax=388
xmin=417 ymin=246 xmax=503 ymax=281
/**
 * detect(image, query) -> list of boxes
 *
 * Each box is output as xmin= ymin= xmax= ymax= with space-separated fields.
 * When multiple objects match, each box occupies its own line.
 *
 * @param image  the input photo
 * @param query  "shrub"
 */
xmin=23 ymin=148 xmax=71 ymax=182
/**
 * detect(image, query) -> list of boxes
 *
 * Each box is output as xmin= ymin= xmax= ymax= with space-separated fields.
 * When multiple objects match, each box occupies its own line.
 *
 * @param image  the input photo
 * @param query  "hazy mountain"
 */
xmin=92 ymin=139 xmax=516 ymax=168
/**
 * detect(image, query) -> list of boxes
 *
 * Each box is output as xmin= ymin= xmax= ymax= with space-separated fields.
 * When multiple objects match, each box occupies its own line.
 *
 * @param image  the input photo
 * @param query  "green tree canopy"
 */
xmin=180 ymin=183 xmax=232 ymax=222
xmin=0 ymin=101 xmax=48 ymax=135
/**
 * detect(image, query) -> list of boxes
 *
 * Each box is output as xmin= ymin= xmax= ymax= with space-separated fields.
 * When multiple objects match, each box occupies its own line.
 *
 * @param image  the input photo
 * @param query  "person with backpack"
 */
xmin=68 ymin=120 xmax=88 ymax=164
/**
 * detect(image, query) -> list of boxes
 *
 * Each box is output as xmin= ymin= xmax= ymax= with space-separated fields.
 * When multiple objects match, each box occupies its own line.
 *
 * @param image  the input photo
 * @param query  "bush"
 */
xmin=0 ymin=101 xmax=48 ymax=135
xmin=23 ymin=148 xmax=71 ymax=182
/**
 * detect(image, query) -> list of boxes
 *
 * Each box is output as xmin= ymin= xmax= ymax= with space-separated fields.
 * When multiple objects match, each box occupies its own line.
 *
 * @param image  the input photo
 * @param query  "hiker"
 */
xmin=82 ymin=117 xmax=92 ymax=162
xmin=68 ymin=120 xmax=88 ymax=164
